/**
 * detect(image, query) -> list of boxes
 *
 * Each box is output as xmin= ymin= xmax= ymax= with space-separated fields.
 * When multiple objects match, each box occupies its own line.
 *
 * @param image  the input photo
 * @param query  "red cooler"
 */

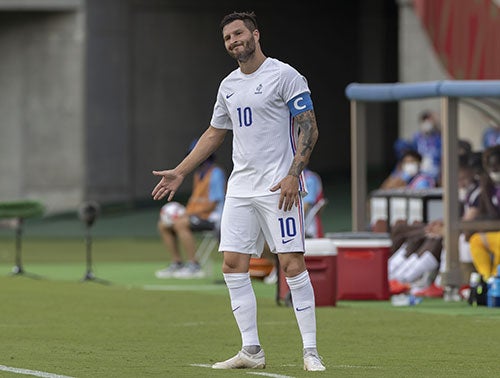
xmin=328 ymin=232 xmax=391 ymax=300
xmin=278 ymin=238 xmax=337 ymax=307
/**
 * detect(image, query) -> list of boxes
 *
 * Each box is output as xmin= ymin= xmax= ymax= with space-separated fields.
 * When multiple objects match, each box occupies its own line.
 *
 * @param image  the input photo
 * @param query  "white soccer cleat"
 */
xmin=172 ymin=262 xmax=206 ymax=279
xmin=212 ymin=349 xmax=266 ymax=369
xmin=155 ymin=263 xmax=183 ymax=279
xmin=303 ymin=352 xmax=326 ymax=371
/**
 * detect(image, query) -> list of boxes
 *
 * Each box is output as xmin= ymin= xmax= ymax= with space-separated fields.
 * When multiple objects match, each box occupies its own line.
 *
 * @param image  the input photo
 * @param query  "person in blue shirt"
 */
xmin=482 ymin=120 xmax=500 ymax=149
xmin=380 ymin=149 xmax=436 ymax=190
xmin=155 ymin=139 xmax=226 ymax=279
xmin=410 ymin=110 xmax=442 ymax=183
xmin=303 ymin=168 xmax=325 ymax=238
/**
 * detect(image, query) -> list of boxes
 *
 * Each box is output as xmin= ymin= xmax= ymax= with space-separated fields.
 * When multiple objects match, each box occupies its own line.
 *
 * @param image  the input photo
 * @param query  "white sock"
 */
xmin=223 ymin=272 xmax=260 ymax=347
xmin=388 ymin=245 xmax=407 ymax=279
xmin=286 ymin=270 xmax=317 ymax=349
xmin=402 ymin=251 xmax=439 ymax=283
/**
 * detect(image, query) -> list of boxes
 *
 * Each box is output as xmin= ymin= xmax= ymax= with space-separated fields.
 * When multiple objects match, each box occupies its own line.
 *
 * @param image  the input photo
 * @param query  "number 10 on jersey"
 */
xmin=237 ymin=107 xmax=253 ymax=127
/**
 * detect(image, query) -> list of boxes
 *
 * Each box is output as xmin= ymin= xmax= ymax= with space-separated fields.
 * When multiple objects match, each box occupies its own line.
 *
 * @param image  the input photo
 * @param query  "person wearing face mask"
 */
xmin=380 ymin=149 xmax=436 ymax=190
xmin=482 ymin=119 xmax=500 ymax=149
xmin=468 ymin=145 xmax=500 ymax=283
xmin=388 ymin=156 xmax=481 ymax=298
xmin=410 ymin=110 xmax=442 ymax=184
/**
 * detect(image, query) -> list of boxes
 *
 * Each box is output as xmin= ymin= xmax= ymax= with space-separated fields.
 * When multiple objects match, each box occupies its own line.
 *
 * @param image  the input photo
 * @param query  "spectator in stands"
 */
xmin=410 ymin=110 xmax=442 ymax=183
xmin=380 ymin=149 xmax=436 ymax=190
xmin=482 ymin=119 xmax=500 ymax=149
xmin=468 ymin=145 xmax=500 ymax=282
xmin=155 ymin=139 xmax=226 ymax=279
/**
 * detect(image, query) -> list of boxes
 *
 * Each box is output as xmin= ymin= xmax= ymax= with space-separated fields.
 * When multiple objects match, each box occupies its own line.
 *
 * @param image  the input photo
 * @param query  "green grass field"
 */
xmin=1 ymin=195 xmax=500 ymax=378
xmin=2 ymin=235 xmax=500 ymax=378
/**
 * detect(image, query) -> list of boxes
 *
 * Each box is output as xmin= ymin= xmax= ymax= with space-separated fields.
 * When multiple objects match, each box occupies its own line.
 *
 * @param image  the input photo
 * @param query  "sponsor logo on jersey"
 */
xmin=226 ymin=92 xmax=235 ymax=99
xmin=254 ymin=84 xmax=263 ymax=94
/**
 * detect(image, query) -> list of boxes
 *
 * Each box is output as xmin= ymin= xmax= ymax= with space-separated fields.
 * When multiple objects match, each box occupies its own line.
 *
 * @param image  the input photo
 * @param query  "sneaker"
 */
xmin=212 ymin=349 xmax=265 ymax=369
xmin=389 ymin=279 xmax=411 ymax=295
xmin=155 ymin=262 xmax=183 ymax=279
xmin=413 ymin=282 xmax=444 ymax=298
xmin=303 ymin=352 xmax=326 ymax=371
xmin=173 ymin=262 xmax=205 ymax=279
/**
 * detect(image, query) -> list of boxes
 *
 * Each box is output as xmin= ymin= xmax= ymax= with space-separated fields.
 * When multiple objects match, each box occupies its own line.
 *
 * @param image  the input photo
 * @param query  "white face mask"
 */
xmin=402 ymin=162 xmax=419 ymax=177
xmin=489 ymin=171 xmax=500 ymax=184
xmin=458 ymin=187 xmax=468 ymax=202
xmin=420 ymin=120 xmax=433 ymax=133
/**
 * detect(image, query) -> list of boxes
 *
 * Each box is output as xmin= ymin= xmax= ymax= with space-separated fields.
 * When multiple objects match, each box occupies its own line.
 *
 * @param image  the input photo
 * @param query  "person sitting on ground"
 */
xmin=155 ymin=139 xmax=226 ymax=279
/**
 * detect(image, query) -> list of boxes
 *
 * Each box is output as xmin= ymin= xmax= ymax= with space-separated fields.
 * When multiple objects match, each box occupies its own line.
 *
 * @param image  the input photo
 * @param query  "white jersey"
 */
xmin=210 ymin=57 xmax=310 ymax=198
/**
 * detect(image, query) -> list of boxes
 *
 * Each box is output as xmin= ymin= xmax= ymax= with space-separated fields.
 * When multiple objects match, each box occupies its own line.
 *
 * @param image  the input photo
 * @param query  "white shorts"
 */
xmin=219 ymin=194 xmax=306 ymax=256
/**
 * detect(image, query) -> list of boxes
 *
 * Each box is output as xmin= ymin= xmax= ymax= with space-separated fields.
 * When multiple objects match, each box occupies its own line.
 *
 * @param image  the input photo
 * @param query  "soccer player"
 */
xmin=151 ymin=11 xmax=325 ymax=372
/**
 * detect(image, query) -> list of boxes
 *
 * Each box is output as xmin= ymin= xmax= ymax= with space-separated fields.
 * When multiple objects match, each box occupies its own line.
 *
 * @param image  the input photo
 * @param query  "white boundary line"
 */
xmin=189 ymin=364 xmax=295 ymax=378
xmin=143 ymin=284 xmax=225 ymax=291
xmin=0 ymin=364 xmax=74 ymax=378
xmin=247 ymin=372 xmax=295 ymax=378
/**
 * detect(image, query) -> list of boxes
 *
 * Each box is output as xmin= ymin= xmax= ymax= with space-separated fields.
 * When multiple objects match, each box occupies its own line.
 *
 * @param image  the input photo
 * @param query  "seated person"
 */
xmin=155 ymin=139 xmax=226 ymax=279
xmin=469 ymin=145 xmax=500 ymax=282
xmin=411 ymin=110 xmax=442 ymax=183
xmin=388 ymin=156 xmax=481 ymax=296
xmin=303 ymin=167 xmax=326 ymax=238
xmin=380 ymin=149 xmax=436 ymax=190
xmin=482 ymin=120 xmax=500 ymax=149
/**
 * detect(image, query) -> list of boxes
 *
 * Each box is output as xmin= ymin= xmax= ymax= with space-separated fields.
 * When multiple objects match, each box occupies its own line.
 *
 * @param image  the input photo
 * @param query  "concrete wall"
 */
xmin=397 ymin=0 xmax=494 ymax=151
xmin=0 ymin=0 xmax=399 ymax=213
xmin=0 ymin=10 xmax=85 ymax=214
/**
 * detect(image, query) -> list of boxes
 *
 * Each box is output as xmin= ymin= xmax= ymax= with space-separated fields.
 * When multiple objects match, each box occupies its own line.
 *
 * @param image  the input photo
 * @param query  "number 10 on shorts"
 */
xmin=278 ymin=217 xmax=297 ymax=238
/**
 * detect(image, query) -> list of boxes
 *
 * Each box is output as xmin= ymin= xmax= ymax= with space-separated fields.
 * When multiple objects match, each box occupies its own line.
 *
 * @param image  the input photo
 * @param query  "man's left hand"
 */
xmin=270 ymin=175 xmax=300 ymax=211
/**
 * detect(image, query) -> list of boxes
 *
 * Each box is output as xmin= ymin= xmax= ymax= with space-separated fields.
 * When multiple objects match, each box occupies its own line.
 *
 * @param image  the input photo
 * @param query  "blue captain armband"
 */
xmin=287 ymin=92 xmax=313 ymax=117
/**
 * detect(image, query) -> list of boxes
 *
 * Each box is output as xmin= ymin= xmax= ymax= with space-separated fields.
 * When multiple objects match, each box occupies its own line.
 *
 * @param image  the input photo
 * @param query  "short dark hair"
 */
xmin=419 ymin=110 xmax=432 ymax=122
xmin=220 ymin=11 xmax=258 ymax=31
xmin=401 ymin=149 xmax=422 ymax=163
xmin=483 ymin=145 xmax=500 ymax=169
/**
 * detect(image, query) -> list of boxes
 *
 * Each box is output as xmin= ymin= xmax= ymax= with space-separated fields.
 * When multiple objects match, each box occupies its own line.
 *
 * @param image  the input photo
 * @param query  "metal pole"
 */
xmin=441 ymin=96 xmax=462 ymax=288
xmin=350 ymin=100 xmax=367 ymax=231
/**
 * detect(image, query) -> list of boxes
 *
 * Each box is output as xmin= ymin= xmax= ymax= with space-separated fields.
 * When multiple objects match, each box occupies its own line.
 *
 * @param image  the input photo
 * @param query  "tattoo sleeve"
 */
xmin=288 ymin=109 xmax=319 ymax=177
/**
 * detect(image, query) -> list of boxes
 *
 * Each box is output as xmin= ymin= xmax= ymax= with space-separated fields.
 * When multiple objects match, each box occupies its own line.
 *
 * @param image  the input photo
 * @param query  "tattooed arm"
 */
xmin=288 ymin=109 xmax=319 ymax=177
xmin=270 ymin=109 xmax=319 ymax=211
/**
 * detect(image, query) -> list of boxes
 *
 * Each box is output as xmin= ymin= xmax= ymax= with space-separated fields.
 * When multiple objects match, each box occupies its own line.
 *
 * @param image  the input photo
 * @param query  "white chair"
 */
xmin=304 ymin=198 xmax=328 ymax=238
xmin=194 ymin=229 xmax=220 ymax=267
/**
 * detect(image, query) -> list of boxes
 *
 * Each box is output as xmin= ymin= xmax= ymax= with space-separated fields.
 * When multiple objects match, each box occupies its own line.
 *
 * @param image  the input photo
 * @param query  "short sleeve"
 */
xmin=210 ymin=90 xmax=232 ymax=130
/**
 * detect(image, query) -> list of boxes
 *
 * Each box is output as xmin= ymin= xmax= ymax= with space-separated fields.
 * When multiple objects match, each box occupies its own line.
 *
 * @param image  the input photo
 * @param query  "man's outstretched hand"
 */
xmin=151 ymin=169 xmax=185 ymax=201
